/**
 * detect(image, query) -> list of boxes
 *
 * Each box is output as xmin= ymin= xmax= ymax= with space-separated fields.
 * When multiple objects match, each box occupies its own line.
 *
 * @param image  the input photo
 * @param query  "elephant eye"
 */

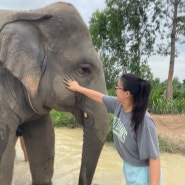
xmin=75 ymin=64 xmax=91 ymax=77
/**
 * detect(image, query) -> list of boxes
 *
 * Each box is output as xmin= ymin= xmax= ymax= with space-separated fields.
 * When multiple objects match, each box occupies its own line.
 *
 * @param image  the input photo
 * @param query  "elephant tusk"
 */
xmin=84 ymin=112 xmax=88 ymax=118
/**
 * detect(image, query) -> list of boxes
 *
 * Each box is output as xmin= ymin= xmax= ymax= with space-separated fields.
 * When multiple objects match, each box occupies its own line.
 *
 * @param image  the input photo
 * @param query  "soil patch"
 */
xmin=151 ymin=114 xmax=185 ymax=143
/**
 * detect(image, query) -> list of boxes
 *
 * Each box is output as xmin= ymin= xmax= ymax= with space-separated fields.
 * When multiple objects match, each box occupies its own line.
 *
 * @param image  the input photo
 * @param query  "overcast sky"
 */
xmin=0 ymin=0 xmax=184 ymax=82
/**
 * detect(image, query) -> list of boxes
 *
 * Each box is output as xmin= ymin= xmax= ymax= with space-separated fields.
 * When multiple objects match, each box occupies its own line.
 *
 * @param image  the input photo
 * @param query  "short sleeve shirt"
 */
xmin=102 ymin=95 xmax=160 ymax=167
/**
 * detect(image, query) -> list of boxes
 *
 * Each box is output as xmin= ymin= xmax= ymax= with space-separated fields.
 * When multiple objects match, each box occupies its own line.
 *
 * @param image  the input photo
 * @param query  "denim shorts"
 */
xmin=123 ymin=162 xmax=162 ymax=185
xmin=16 ymin=127 xmax=22 ymax=137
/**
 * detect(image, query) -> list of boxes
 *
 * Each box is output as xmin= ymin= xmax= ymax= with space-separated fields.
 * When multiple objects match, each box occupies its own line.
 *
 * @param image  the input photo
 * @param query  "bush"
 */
xmin=148 ymin=79 xmax=185 ymax=114
xmin=148 ymin=95 xmax=185 ymax=114
xmin=50 ymin=110 xmax=80 ymax=128
xmin=173 ymin=89 xmax=185 ymax=99
xmin=106 ymin=115 xmax=114 ymax=142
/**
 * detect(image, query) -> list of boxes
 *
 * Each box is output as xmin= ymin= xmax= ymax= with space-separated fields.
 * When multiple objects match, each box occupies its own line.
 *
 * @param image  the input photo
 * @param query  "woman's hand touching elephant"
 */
xmin=63 ymin=77 xmax=104 ymax=104
xmin=63 ymin=77 xmax=81 ymax=92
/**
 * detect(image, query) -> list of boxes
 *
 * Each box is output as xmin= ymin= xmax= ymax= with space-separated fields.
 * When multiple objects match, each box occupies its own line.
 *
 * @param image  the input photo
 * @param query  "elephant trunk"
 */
xmin=77 ymin=97 xmax=109 ymax=185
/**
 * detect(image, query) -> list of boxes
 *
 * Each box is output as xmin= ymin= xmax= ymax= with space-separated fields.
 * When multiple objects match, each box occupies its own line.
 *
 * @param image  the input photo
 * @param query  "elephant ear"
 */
xmin=0 ymin=12 xmax=52 ymax=97
xmin=0 ymin=12 xmax=52 ymax=32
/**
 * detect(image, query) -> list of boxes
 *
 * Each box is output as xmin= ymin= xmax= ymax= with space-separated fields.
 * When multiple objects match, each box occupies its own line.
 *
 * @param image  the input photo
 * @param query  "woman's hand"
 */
xmin=63 ymin=76 xmax=104 ymax=103
xmin=63 ymin=77 xmax=80 ymax=92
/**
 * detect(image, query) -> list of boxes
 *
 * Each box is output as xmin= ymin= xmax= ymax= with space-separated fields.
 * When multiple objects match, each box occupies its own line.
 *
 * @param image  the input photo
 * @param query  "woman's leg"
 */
xmin=19 ymin=136 xmax=28 ymax=161
xmin=14 ymin=137 xmax=19 ymax=157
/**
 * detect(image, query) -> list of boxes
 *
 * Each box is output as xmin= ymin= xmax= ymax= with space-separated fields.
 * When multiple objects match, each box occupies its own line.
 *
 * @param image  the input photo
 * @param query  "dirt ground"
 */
xmin=151 ymin=114 xmax=185 ymax=143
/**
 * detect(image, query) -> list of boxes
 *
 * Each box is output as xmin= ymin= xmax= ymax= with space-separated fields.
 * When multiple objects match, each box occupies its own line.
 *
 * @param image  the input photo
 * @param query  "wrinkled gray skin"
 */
xmin=0 ymin=2 xmax=109 ymax=185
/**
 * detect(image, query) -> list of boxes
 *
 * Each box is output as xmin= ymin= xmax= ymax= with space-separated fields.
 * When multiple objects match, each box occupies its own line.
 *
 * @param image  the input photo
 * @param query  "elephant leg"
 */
xmin=21 ymin=114 xmax=55 ymax=185
xmin=0 ymin=123 xmax=16 ymax=185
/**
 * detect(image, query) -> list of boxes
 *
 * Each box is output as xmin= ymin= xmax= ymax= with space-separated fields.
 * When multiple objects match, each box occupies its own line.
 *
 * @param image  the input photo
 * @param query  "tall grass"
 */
xmin=149 ymin=94 xmax=185 ymax=114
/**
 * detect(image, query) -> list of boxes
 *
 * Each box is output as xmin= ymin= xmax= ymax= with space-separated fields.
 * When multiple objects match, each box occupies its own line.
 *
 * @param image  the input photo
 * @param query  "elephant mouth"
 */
xmin=72 ymin=108 xmax=88 ymax=127
xmin=72 ymin=93 xmax=88 ymax=126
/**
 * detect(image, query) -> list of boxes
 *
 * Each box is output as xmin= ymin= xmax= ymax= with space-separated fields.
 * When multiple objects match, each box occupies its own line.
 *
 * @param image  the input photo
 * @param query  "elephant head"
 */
xmin=0 ymin=2 xmax=109 ymax=185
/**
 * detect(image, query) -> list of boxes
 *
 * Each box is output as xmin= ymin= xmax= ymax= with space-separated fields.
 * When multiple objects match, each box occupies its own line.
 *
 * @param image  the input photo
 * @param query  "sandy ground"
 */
xmin=151 ymin=114 xmax=185 ymax=143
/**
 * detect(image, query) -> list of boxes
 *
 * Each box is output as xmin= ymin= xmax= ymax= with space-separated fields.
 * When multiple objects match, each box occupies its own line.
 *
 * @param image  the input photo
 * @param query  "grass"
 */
xmin=158 ymin=135 xmax=185 ymax=155
xmin=149 ymin=96 xmax=185 ymax=114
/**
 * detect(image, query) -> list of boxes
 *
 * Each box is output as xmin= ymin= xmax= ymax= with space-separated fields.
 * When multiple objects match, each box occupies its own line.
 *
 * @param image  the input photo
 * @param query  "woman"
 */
xmin=14 ymin=127 xmax=28 ymax=161
xmin=64 ymin=73 xmax=162 ymax=185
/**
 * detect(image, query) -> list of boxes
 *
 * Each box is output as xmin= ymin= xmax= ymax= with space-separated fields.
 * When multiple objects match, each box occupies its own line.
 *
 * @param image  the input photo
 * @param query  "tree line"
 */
xmin=89 ymin=0 xmax=185 ymax=99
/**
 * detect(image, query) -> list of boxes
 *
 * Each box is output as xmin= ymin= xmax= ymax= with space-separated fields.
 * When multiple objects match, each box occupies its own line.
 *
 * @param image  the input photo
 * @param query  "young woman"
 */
xmin=64 ymin=73 xmax=162 ymax=185
xmin=14 ymin=127 xmax=28 ymax=161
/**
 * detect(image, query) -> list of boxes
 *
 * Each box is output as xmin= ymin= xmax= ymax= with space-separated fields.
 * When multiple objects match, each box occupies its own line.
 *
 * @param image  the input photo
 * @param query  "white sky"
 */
xmin=0 ymin=0 xmax=184 ymax=82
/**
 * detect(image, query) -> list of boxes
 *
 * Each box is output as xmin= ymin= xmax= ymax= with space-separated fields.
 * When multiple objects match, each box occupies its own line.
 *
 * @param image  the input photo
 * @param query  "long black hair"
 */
xmin=120 ymin=73 xmax=151 ymax=132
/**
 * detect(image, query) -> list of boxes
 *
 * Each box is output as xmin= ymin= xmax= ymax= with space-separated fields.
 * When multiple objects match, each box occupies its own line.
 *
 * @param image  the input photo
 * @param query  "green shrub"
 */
xmin=106 ymin=115 xmax=114 ymax=142
xmin=50 ymin=110 xmax=80 ymax=128
xmin=148 ymin=80 xmax=185 ymax=114
xmin=149 ymin=95 xmax=185 ymax=114
xmin=175 ymin=98 xmax=185 ymax=114
xmin=173 ymin=89 xmax=185 ymax=99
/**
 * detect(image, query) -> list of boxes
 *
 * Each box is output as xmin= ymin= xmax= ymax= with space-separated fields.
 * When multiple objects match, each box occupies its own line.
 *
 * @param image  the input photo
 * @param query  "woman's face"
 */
xmin=115 ymin=79 xmax=133 ymax=106
xmin=115 ymin=79 xmax=127 ymax=102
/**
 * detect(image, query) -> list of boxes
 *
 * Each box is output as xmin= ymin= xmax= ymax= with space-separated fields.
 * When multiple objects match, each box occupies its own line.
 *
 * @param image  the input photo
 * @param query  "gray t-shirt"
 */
xmin=103 ymin=95 xmax=160 ymax=167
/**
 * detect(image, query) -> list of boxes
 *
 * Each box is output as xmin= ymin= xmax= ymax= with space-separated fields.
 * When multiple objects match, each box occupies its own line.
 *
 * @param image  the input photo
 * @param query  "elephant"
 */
xmin=0 ymin=2 xmax=109 ymax=185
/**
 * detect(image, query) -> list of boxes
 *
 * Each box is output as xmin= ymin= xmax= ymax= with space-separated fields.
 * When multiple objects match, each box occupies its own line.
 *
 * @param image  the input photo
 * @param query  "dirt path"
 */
xmin=151 ymin=114 xmax=185 ymax=143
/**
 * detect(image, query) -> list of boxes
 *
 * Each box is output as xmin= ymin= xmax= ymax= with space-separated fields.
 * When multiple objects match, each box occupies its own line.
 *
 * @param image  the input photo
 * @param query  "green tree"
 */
xmin=173 ymin=76 xmax=181 ymax=89
xmin=183 ymin=79 xmax=185 ymax=85
xmin=89 ymin=9 xmax=126 ymax=89
xmin=89 ymin=0 xmax=158 ymax=88
xmin=172 ymin=76 xmax=185 ymax=99
xmin=155 ymin=0 xmax=185 ymax=98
